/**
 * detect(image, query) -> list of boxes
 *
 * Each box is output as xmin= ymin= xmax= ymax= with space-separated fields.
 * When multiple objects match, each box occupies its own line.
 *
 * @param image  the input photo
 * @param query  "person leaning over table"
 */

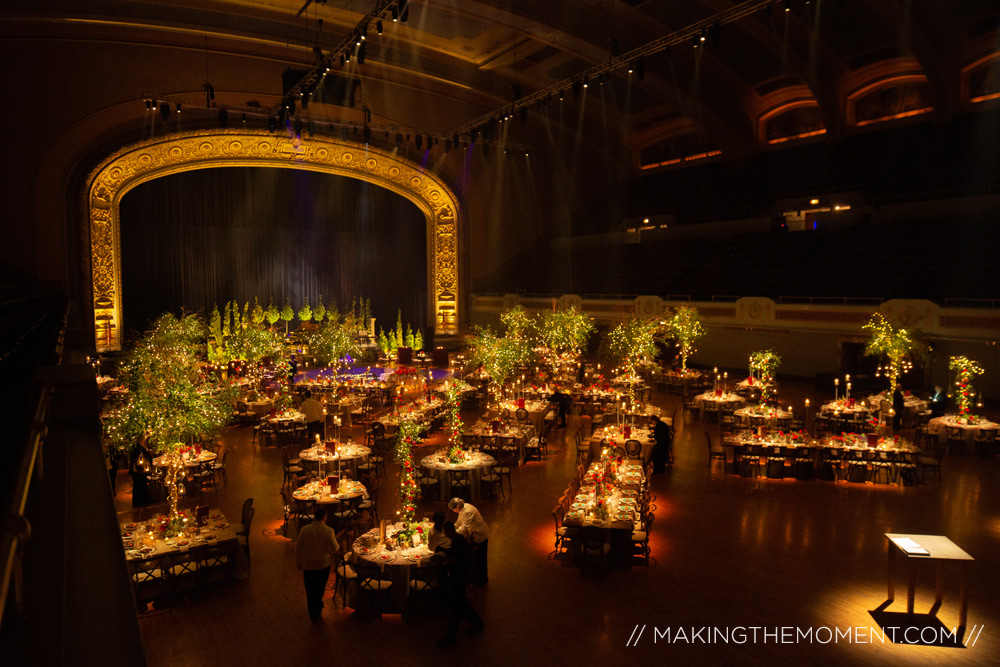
xmin=434 ymin=521 xmax=484 ymax=647
xmin=295 ymin=507 xmax=340 ymax=623
xmin=299 ymin=389 xmax=324 ymax=440
xmin=448 ymin=498 xmax=489 ymax=587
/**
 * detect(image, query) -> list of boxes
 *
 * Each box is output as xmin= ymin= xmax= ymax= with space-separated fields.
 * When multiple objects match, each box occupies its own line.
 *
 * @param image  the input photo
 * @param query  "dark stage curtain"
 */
xmin=119 ymin=167 xmax=427 ymax=338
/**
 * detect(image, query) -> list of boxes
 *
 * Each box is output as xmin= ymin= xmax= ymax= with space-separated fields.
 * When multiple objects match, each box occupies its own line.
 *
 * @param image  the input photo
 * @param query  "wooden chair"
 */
xmin=706 ymin=430 xmax=726 ymax=470
xmin=578 ymin=525 xmax=610 ymax=567
xmin=624 ymin=439 xmax=643 ymax=460
xmin=353 ymin=561 xmax=394 ymax=620
xmin=552 ymin=505 xmax=579 ymax=555
xmin=632 ymin=512 xmax=654 ymax=564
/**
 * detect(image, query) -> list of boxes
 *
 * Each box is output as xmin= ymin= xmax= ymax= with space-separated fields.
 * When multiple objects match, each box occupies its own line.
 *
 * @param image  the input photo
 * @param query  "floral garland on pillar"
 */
xmin=948 ymin=356 xmax=984 ymax=416
xmin=393 ymin=417 xmax=423 ymax=538
xmin=442 ymin=378 xmax=464 ymax=462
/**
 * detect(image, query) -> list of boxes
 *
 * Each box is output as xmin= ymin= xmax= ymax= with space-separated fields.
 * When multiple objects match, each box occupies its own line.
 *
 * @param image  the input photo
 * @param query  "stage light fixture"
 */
xmin=391 ymin=7 xmax=398 ymax=21
xmin=360 ymin=27 xmax=366 ymax=41
xmin=376 ymin=20 xmax=383 ymax=35
xmin=159 ymin=103 xmax=170 ymax=121
xmin=415 ymin=134 xmax=422 ymax=149
xmin=571 ymin=80 xmax=581 ymax=101
xmin=399 ymin=0 xmax=409 ymax=23
xmin=356 ymin=34 xmax=362 ymax=46
xmin=145 ymin=99 xmax=151 ymax=111
xmin=151 ymin=99 xmax=157 ymax=110
xmin=340 ymin=54 xmax=345 ymax=66
xmin=444 ymin=139 xmax=452 ymax=153
xmin=345 ymin=51 xmax=350 ymax=63
xmin=582 ymin=77 xmax=588 ymax=88
xmin=357 ymin=42 xmax=366 ymax=64
xmin=784 ymin=0 xmax=791 ymax=11
xmin=241 ymin=113 xmax=247 ymax=124
xmin=293 ymin=119 xmax=303 ymax=136
xmin=363 ymin=125 xmax=371 ymax=144
xmin=176 ymin=103 xmax=181 ymax=113
xmin=307 ymin=120 xmax=315 ymax=137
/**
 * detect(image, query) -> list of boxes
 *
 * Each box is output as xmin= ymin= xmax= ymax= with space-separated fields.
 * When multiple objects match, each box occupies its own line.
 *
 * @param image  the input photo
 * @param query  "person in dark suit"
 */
xmin=548 ymin=389 xmax=570 ymax=428
xmin=435 ymin=521 xmax=484 ymax=647
xmin=930 ymin=385 xmax=946 ymax=417
xmin=651 ymin=416 xmax=673 ymax=472
xmin=892 ymin=386 xmax=905 ymax=431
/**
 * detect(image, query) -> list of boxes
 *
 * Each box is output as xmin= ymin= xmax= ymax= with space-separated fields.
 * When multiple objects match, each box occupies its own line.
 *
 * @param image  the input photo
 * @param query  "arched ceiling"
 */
xmin=6 ymin=0 xmax=1000 ymax=162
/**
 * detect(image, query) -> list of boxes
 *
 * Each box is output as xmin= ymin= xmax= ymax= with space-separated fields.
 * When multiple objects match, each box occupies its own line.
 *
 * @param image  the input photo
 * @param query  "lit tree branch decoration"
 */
xmin=536 ymin=306 xmax=595 ymax=355
xmin=863 ymin=313 xmax=919 ymax=396
xmin=749 ymin=350 xmax=781 ymax=404
xmin=306 ymin=315 xmax=360 ymax=366
xmin=606 ymin=318 xmax=661 ymax=377
xmin=949 ymin=356 xmax=984 ymax=417
xmin=664 ymin=306 xmax=706 ymax=373
xmin=393 ymin=417 xmax=423 ymax=544
xmin=113 ymin=313 xmax=237 ymax=516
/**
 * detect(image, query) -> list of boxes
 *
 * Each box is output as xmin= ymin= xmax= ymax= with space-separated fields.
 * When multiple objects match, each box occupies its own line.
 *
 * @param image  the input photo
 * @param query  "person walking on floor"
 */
xmin=294 ymin=507 xmax=340 ymax=622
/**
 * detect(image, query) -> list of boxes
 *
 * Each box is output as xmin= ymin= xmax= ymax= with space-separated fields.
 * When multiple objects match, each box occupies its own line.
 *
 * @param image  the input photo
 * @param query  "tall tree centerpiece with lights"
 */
xmin=113 ymin=313 xmax=237 ymax=517
xmin=536 ymin=306 xmax=595 ymax=356
xmin=465 ymin=307 xmax=537 ymax=405
xmin=664 ymin=305 xmax=706 ymax=373
xmin=863 ymin=313 xmax=920 ymax=396
xmin=606 ymin=317 xmax=662 ymax=413
xmin=948 ymin=356 xmax=984 ymax=417
xmin=393 ymin=417 xmax=423 ymax=545
xmin=307 ymin=314 xmax=360 ymax=367
xmin=749 ymin=350 xmax=781 ymax=405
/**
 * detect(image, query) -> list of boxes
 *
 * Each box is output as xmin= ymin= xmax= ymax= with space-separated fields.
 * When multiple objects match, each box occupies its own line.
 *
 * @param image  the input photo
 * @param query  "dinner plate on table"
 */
xmin=138 ymin=546 xmax=154 ymax=555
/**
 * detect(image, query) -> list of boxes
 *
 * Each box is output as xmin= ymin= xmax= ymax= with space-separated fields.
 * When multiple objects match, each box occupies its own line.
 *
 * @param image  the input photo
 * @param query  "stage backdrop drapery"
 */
xmin=119 ymin=167 xmax=427 ymax=339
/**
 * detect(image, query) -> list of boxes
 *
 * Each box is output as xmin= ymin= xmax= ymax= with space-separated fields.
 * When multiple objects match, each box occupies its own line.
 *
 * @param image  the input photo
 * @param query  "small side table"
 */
xmin=885 ymin=533 xmax=973 ymax=629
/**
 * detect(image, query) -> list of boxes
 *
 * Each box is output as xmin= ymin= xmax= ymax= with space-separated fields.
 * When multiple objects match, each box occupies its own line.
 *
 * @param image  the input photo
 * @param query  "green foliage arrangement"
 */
xmin=864 ymin=313 xmax=922 ymax=395
xmin=664 ymin=306 xmax=706 ymax=372
xmin=536 ymin=306 xmax=594 ymax=354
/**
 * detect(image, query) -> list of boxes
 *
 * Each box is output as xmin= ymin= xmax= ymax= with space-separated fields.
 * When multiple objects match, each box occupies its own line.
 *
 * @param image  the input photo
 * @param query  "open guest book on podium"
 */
xmin=895 ymin=537 xmax=930 ymax=556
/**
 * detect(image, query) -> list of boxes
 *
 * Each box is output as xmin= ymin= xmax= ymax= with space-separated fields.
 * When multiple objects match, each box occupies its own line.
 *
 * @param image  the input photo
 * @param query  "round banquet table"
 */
xmin=928 ymin=415 xmax=999 ymax=453
xmin=419 ymin=450 xmax=496 ymax=500
xmin=292 ymin=478 xmax=367 ymax=506
xmin=153 ymin=449 xmax=216 ymax=469
xmin=296 ymin=442 xmax=370 ymax=477
xmin=589 ymin=426 xmax=656 ymax=462
xmin=349 ymin=522 xmax=439 ymax=612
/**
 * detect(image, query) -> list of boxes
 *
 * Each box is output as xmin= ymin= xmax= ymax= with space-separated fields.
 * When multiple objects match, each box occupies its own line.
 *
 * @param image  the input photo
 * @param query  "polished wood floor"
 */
xmin=117 ymin=381 xmax=1000 ymax=666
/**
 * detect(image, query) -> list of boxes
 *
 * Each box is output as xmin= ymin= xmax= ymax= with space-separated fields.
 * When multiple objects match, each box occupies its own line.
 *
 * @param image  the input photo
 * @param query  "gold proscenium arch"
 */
xmin=87 ymin=129 xmax=461 ymax=351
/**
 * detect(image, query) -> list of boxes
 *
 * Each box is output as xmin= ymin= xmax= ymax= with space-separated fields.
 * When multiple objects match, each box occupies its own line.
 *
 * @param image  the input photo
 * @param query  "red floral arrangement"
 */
xmin=394 ymin=367 xmax=418 ymax=376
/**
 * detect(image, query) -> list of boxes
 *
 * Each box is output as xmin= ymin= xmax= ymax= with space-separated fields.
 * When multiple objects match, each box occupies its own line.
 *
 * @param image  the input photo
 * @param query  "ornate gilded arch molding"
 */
xmin=86 ymin=129 xmax=461 ymax=351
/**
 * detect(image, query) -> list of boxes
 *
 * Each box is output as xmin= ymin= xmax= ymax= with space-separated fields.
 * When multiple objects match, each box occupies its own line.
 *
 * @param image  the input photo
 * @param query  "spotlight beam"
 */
xmin=444 ymin=0 xmax=776 ymax=139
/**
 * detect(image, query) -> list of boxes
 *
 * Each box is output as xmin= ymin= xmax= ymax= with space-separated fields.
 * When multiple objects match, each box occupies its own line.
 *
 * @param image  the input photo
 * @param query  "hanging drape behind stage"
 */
xmin=119 ymin=167 xmax=427 ymax=337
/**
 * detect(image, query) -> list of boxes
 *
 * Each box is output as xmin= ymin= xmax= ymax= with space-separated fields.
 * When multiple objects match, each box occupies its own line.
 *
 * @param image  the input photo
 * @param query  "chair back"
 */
xmin=579 ymin=526 xmax=606 ymax=552
xmin=241 ymin=497 xmax=254 ymax=525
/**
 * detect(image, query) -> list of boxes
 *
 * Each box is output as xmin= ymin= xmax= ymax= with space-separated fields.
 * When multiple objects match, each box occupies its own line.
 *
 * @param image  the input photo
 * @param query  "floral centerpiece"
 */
xmin=154 ymin=508 xmax=192 ymax=538
xmin=949 ymin=355 xmax=984 ymax=418
xmin=748 ymin=349 xmax=781 ymax=405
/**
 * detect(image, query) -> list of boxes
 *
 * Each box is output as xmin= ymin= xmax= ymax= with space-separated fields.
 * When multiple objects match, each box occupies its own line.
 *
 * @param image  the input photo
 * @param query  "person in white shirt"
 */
xmin=294 ymin=508 xmax=340 ymax=622
xmin=299 ymin=390 xmax=325 ymax=440
xmin=448 ymin=498 xmax=489 ymax=586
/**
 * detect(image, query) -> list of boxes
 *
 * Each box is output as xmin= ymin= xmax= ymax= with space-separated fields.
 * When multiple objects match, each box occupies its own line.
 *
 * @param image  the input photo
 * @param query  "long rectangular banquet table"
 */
xmin=563 ymin=460 xmax=645 ymax=558
xmin=723 ymin=433 xmax=919 ymax=483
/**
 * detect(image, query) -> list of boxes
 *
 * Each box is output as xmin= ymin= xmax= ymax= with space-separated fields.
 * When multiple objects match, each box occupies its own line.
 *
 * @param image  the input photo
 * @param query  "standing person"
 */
xmin=892 ymin=386 xmax=905 ymax=431
xmin=930 ymin=385 xmax=947 ymax=417
xmin=435 ymin=521 xmax=484 ymax=647
xmin=548 ymin=388 xmax=570 ymax=428
xmin=448 ymin=498 xmax=489 ymax=586
xmin=299 ymin=390 xmax=324 ymax=440
xmin=651 ymin=415 xmax=673 ymax=472
xmin=294 ymin=508 xmax=340 ymax=622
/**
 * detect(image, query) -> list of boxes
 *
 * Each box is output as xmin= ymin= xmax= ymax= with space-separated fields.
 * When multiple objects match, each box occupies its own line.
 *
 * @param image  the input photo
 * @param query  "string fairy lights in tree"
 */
xmin=948 ymin=355 xmax=984 ymax=417
xmin=863 ymin=313 xmax=921 ymax=396
xmin=113 ymin=313 xmax=238 ymax=517
xmin=664 ymin=305 xmax=706 ymax=373
xmin=536 ymin=306 xmax=595 ymax=355
xmin=749 ymin=350 xmax=781 ymax=405
xmin=606 ymin=317 xmax=662 ymax=414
